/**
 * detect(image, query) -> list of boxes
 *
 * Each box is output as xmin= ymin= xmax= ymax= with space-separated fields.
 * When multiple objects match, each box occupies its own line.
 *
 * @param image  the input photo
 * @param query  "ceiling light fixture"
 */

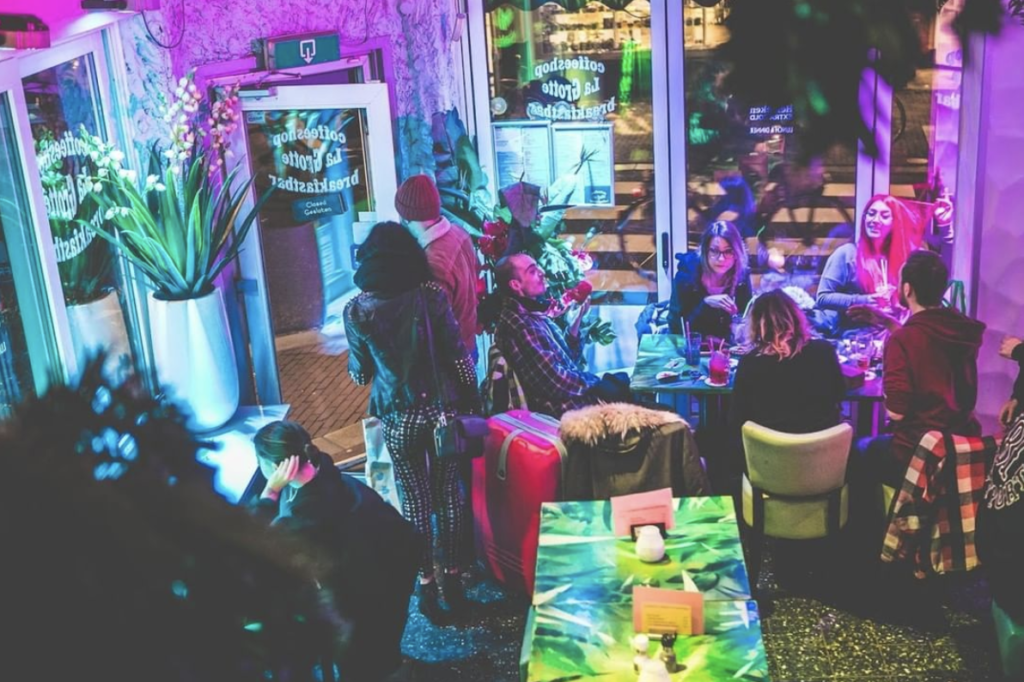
xmin=81 ymin=0 xmax=161 ymax=12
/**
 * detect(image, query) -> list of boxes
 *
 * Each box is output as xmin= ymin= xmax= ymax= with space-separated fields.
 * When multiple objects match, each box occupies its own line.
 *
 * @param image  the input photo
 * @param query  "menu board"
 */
xmin=552 ymin=122 xmax=614 ymax=206
xmin=493 ymin=121 xmax=553 ymax=191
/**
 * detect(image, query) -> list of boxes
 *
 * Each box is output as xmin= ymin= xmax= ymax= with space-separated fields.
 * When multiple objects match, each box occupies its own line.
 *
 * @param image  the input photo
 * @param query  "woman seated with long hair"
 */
xmin=730 ymin=289 xmax=846 ymax=437
xmin=816 ymin=194 xmax=922 ymax=334
xmin=668 ymin=220 xmax=753 ymax=344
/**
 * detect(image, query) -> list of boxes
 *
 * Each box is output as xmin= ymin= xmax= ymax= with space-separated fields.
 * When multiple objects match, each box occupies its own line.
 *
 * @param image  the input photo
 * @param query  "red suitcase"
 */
xmin=472 ymin=410 xmax=566 ymax=595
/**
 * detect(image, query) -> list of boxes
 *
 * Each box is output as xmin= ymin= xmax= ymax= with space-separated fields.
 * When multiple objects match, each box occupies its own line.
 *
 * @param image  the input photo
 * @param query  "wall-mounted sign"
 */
xmin=552 ymin=123 xmax=614 ymax=206
xmin=747 ymin=105 xmax=794 ymax=135
xmin=291 ymin=193 xmax=348 ymax=222
xmin=493 ymin=121 xmax=553 ymax=191
xmin=265 ymin=32 xmax=341 ymax=70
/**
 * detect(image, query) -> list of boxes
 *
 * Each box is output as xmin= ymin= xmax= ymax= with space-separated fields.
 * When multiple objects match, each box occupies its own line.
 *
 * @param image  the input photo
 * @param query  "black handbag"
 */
xmin=420 ymin=290 xmax=489 ymax=459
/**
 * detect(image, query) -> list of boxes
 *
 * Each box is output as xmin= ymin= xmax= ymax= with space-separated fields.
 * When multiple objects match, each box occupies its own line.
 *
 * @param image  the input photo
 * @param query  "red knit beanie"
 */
xmin=395 ymin=174 xmax=441 ymax=222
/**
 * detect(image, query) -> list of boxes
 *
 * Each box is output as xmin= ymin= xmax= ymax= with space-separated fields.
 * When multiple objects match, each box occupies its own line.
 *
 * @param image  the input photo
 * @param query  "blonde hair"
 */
xmin=748 ymin=289 xmax=812 ymax=360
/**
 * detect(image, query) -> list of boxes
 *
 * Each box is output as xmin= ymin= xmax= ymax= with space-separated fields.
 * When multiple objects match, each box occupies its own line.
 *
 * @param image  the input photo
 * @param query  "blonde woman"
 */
xmin=730 ymin=289 xmax=845 ymax=436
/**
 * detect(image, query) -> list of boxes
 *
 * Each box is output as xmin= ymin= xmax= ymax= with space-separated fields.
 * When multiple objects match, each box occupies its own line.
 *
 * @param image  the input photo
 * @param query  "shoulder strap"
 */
xmin=419 ymin=288 xmax=448 ymax=420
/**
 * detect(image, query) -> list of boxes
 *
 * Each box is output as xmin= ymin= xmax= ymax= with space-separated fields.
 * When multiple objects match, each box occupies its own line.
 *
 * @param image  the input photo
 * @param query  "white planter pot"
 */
xmin=67 ymin=290 xmax=131 ymax=384
xmin=148 ymin=288 xmax=239 ymax=432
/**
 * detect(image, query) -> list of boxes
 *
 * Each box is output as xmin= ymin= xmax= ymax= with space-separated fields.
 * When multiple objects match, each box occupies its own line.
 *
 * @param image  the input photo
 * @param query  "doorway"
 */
xmin=229 ymin=83 xmax=397 ymax=439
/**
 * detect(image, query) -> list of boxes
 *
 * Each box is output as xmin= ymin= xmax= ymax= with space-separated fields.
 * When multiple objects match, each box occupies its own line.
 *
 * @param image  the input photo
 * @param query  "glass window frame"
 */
xmin=14 ymin=31 xmax=143 ymax=384
xmin=0 ymin=59 xmax=63 ymax=396
xmin=466 ymin=3 xmax=981 ymax=297
xmin=226 ymin=82 xmax=399 ymax=404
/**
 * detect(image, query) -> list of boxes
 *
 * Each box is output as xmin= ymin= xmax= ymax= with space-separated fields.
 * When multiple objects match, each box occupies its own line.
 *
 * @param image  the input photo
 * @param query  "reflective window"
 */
xmin=23 ymin=54 xmax=134 ymax=381
xmin=0 ymin=97 xmax=40 ymax=417
xmin=485 ymin=0 xmax=658 ymax=305
xmin=890 ymin=0 xmax=962 ymax=252
xmin=245 ymin=107 xmax=374 ymax=335
xmin=683 ymin=1 xmax=856 ymax=297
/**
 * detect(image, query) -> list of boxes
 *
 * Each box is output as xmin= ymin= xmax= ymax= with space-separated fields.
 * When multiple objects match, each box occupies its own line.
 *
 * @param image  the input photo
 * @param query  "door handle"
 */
xmin=661 ymin=232 xmax=669 ymax=271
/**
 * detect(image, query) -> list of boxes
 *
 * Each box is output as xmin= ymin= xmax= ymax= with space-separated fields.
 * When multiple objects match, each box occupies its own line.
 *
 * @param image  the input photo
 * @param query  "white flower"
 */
xmin=110 ymin=150 xmax=125 ymax=162
xmin=93 ymin=183 xmax=103 ymax=193
xmin=178 ymin=77 xmax=189 ymax=87
xmin=98 ymin=168 xmax=109 ymax=177
xmin=154 ymin=182 xmax=166 ymax=191
xmin=104 ymin=208 xmax=116 ymax=220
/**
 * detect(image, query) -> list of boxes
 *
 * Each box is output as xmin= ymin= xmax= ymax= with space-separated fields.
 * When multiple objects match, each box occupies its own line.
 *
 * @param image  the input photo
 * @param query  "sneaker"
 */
xmin=417 ymin=580 xmax=443 ymax=624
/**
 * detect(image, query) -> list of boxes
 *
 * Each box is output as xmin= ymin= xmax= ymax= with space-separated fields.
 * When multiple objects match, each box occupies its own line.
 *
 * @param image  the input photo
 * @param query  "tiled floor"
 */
xmin=276 ymin=342 xmax=369 ymax=439
xmin=395 ymin=536 xmax=1004 ymax=682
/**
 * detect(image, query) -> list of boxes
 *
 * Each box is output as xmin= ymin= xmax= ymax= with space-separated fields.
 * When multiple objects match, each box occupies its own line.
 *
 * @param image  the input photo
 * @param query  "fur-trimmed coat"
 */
xmin=559 ymin=403 xmax=710 ymax=500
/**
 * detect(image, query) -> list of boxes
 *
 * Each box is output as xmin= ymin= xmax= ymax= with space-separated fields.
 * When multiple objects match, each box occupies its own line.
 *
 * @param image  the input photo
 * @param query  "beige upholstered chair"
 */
xmin=740 ymin=421 xmax=854 ymax=588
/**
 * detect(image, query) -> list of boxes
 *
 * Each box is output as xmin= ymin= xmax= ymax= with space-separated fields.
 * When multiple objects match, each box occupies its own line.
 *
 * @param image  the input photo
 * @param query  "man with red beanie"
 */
xmin=395 ymin=174 xmax=479 ymax=359
xmin=859 ymin=250 xmax=985 ymax=487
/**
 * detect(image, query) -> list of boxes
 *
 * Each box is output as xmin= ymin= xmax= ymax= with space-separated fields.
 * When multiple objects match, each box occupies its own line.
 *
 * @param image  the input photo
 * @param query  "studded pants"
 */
xmin=380 ymin=405 xmax=465 ymax=577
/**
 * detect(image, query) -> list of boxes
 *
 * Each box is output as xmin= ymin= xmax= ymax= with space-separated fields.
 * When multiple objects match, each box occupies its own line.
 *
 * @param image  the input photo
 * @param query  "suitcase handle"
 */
xmin=496 ymin=428 xmax=524 ymax=481
xmin=493 ymin=416 xmax=568 ymax=486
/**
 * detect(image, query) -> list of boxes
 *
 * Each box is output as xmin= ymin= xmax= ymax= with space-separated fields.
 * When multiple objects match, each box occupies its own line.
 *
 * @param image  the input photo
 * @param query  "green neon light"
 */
xmin=618 ymin=40 xmax=635 ymax=105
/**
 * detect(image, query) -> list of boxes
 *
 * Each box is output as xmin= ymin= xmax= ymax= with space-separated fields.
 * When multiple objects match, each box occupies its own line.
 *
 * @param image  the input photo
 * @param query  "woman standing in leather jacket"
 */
xmin=343 ymin=222 xmax=480 ymax=622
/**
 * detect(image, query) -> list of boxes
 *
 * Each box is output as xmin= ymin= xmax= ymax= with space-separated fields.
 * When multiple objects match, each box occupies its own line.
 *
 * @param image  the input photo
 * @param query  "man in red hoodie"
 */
xmin=861 ymin=250 xmax=986 ymax=486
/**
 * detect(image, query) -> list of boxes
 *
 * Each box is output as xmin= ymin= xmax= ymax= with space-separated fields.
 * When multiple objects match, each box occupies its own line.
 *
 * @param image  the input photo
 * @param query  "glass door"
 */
xmin=18 ymin=35 xmax=137 ymax=383
xmin=0 ymin=62 xmax=61 ymax=416
xmin=477 ymin=0 xmax=685 ymax=370
xmin=229 ymin=83 xmax=397 ymax=403
xmin=682 ymin=1 xmax=859 ymax=302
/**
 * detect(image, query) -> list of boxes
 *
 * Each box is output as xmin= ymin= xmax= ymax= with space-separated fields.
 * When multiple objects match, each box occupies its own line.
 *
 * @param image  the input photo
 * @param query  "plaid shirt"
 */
xmin=881 ymin=431 xmax=996 ymax=577
xmin=494 ymin=296 xmax=599 ymax=417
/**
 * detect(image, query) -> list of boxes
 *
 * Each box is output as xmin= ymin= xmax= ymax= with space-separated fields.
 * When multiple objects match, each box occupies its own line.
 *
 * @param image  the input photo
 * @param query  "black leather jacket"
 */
xmin=344 ymin=282 xmax=479 ymax=417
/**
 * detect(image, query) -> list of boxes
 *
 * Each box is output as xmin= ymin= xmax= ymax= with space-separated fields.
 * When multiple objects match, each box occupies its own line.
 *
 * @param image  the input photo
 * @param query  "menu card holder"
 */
xmin=611 ymin=488 xmax=674 ymax=540
xmin=633 ymin=586 xmax=704 ymax=636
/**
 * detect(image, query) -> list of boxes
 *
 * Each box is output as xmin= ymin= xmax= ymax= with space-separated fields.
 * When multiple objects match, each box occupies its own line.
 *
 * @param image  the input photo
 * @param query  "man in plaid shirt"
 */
xmin=493 ymin=254 xmax=624 ymax=417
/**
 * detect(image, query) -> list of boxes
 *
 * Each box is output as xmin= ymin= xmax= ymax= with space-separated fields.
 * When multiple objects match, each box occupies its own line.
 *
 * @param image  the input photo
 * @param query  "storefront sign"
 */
xmin=747 ymin=105 xmax=794 ymax=135
xmin=291 ymin=193 xmax=347 ymax=222
xmin=36 ymin=130 xmax=102 ymax=264
xmin=527 ymin=55 xmax=616 ymax=122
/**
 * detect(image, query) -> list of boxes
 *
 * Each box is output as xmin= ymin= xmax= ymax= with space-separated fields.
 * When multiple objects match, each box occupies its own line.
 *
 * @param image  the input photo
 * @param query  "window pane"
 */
xmin=23 ymin=54 xmax=134 ymax=381
xmin=891 ymin=0 xmax=961 ymax=252
xmin=245 ymin=107 xmax=373 ymax=334
xmin=485 ymin=0 xmax=658 ymax=305
xmin=684 ymin=2 xmax=856 ymax=299
xmin=0 ymin=97 xmax=39 ymax=417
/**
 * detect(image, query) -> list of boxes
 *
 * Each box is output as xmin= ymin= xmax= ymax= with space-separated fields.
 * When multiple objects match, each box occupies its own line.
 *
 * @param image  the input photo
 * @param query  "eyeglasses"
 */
xmin=708 ymin=248 xmax=735 ymax=260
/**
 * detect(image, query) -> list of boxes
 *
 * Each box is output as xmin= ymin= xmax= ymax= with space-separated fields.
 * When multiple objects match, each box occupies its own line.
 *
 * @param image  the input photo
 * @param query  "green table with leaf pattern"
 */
xmin=521 ymin=598 xmax=768 ymax=681
xmin=532 ymin=496 xmax=752 ymax=608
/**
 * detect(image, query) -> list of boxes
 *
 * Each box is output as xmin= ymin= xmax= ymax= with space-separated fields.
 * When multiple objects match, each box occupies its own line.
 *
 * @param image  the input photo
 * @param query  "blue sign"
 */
xmin=291 ymin=193 xmax=347 ymax=223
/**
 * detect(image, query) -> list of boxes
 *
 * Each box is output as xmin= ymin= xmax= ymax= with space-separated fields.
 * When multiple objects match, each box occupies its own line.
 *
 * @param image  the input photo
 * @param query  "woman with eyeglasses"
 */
xmin=668 ymin=220 xmax=753 ymax=343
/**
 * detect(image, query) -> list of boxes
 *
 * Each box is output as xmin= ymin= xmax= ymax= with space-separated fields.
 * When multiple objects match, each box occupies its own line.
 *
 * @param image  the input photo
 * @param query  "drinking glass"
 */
xmin=709 ymin=350 xmax=730 ymax=386
xmin=685 ymin=332 xmax=702 ymax=366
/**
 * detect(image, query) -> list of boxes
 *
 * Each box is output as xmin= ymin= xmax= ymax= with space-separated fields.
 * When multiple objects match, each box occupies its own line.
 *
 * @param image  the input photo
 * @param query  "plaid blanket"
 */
xmin=881 ymin=431 xmax=996 ymax=578
xmin=481 ymin=343 xmax=528 ymax=416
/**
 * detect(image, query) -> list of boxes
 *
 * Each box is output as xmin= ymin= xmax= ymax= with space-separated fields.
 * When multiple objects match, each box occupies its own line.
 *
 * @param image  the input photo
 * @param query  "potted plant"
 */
xmin=78 ymin=74 xmax=272 ymax=431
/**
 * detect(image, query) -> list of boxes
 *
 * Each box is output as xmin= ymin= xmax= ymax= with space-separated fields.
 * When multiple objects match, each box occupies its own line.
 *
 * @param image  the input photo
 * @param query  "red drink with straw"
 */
xmin=709 ymin=349 xmax=730 ymax=386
